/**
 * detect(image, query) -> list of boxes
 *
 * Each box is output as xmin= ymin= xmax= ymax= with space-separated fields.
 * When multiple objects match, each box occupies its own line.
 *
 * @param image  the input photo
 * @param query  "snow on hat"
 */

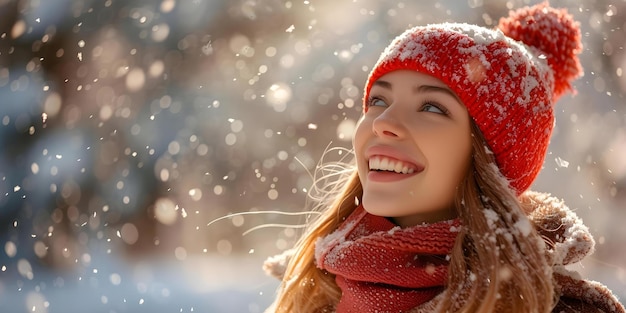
xmin=363 ymin=2 xmax=583 ymax=194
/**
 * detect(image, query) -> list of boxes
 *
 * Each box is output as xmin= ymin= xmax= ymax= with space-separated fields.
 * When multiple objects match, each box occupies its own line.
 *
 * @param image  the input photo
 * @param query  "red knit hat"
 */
xmin=363 ymin=3 xmax=583 ymax=194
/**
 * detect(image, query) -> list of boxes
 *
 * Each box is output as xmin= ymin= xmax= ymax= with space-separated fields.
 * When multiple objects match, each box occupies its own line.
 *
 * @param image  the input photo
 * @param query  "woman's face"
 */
xmin=353 ymin=70 xmax=473 ymax=227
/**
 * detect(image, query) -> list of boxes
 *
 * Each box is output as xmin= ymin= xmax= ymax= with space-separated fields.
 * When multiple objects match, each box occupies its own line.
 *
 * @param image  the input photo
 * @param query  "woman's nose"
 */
xmin=372 ymin=107 xmax=405 ymax=139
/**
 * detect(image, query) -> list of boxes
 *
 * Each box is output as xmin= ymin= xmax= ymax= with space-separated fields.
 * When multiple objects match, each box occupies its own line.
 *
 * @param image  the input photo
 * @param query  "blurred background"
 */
xmin=0 ymin=0 xmax=624 ymax=312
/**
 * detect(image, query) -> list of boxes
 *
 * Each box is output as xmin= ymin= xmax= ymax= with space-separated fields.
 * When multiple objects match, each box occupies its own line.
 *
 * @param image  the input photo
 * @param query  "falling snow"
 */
xmin=0 ymin=0 xmax=625 ymax=312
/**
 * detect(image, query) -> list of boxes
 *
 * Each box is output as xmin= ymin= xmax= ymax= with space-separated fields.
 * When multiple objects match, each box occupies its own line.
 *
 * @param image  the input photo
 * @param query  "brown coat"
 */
xmin=264 ymin=191 xmax=625 ymax=312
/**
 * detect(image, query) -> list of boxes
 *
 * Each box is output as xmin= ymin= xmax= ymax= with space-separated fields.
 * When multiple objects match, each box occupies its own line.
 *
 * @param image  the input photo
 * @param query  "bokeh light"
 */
xmin=0 ymin=0 xmax=625 ymax=312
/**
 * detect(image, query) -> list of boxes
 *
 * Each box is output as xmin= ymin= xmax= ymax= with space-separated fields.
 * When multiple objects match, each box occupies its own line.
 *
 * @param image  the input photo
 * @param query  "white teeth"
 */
xmin=394 ymin=162 xmax=402 ymax=173
xmin=368 ymin=156 xmax=415 ymax=174
xmin=380 ymin=158 xmax=389 ymax=169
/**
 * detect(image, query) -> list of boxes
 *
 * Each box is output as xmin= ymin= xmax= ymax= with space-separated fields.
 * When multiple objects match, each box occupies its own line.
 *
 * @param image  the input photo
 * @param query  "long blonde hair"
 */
xmin=270 ymin=122 xmax=555 ymax=313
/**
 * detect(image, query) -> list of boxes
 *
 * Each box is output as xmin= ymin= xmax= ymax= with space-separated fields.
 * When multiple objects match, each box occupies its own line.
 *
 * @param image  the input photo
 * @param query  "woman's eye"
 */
xmin=421 ymin=103 xmax=447 ymax=115
xmin=368 ymin=97 xmax=387 ymax=108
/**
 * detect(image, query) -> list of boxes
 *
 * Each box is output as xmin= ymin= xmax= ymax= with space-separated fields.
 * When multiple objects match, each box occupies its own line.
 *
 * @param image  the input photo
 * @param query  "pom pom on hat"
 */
xmin=363 ymin=3 xmax=583 ymax=194
xmin=498 ymin=2 xmax=583 ymax=100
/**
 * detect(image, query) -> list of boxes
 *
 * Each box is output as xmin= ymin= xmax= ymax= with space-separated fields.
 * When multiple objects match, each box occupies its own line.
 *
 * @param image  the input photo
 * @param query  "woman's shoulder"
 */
xmin=552 ymin=267 xmax=624 ymax=313
xmin=520 ymin=191 xmax=624 ymax=313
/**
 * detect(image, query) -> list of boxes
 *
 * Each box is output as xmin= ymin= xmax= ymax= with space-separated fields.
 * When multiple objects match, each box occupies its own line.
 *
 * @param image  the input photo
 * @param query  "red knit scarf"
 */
xmin=315 ymin=205 xmax=460 ymax=313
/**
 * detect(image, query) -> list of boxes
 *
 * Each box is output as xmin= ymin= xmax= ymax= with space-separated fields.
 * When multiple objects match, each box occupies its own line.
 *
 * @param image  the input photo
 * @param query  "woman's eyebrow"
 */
xmin=372 ymin=80 xmax=392 ymax=89
xmin=414 ymin=85 xmax=462 ymax=104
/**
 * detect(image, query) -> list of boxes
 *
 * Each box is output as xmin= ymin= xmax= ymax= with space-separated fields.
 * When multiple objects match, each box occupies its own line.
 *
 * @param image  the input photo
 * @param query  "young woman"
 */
xmin=263 ymin=3 xmax=625 ymax=312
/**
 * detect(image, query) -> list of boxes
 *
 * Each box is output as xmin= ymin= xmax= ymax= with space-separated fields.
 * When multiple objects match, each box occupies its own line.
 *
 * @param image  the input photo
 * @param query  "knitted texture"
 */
xmin=314 ymin=205 xmax=460 ymax=313
xmin=498 ymin=3 xmax=582 ymax=99
xmin=363 ymin=3 xmax=582 ymax=194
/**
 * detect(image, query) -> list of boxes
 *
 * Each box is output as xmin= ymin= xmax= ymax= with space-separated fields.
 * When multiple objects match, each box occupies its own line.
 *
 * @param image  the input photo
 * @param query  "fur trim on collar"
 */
xmin=263 ymin=191 xmax=593 ymax=279
xmin=521 ymin=191 xmax=624 ymax=312
xmin=263 ymin=248 xmax=292 ymax=280
xmin=521 ymin=190 xmax=595 ymax=266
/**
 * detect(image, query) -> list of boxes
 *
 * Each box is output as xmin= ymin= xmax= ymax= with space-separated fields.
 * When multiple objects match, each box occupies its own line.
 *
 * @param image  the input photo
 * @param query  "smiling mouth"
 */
xmin=368 ymin=156 xmax=420 ymax=174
